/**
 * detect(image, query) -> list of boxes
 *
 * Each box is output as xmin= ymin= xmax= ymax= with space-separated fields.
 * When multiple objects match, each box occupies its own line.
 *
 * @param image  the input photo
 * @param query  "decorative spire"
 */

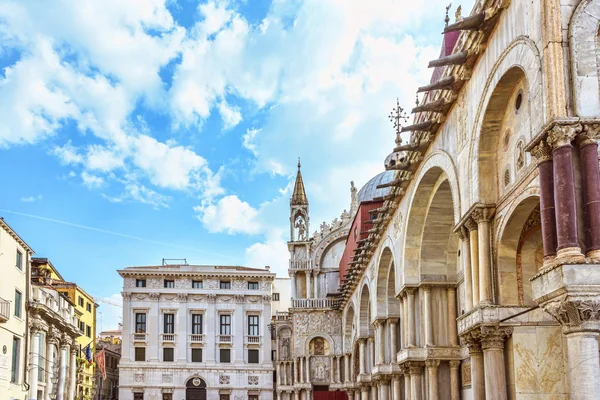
xmin=445 ymin=3 xmax=452 ymax=26
xmin=389 ymin=98 xmax=408 ymax=147
xmin=291 ymin=158 xmax=308 ymax=205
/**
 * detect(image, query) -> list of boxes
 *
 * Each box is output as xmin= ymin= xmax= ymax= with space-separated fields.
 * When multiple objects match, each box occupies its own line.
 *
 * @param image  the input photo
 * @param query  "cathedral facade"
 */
xmin=274 ymin=0 xmax=600 ymax=399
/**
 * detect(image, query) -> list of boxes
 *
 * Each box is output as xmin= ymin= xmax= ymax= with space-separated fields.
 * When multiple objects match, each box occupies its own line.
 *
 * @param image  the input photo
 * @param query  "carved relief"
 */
xmin=219 ymin=375 xmax=230 ymax=385
xmin=232 ymin=280 xmax=246 ymax=290
xmin=124 ymin=278 xmax=136 ymax=288
xmin=544 ymin=299 xmax=600 ymax=327
xmin=175 ymin=279 xmax=189 ymax=289
xmin=310 ymin=356 xmax=330 ymax=382
xmin=462 ymin=359 xmax=471 ymax=386
xmin=134 ymin=373 xmax=145 ymax=382
xmin=219 ymin=296 xmax=233 ymax=303
xmin=248 ymin=376 xmax=259 ymax=385
xmin=162 ymin=373 xmax=173 ymax=383
xmin=205 ymin=280 xmax=219 ymax=289
xmin=147 ymin=278 xmax=161 ymax=288
xmin=259 ymin=280 xmax=271 ymax=291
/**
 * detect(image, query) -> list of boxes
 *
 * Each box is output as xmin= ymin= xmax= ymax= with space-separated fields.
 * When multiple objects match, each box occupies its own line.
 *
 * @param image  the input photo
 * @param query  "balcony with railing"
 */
xmin=160 ymin=333 xmax=176 ymax=343
xmin=289 ymin=259 xmax=313 ymax=270
xmin=273 ymin=311 xmax=291 ymax=321
xmin=189 ymin=334 xmax=204 ymax=344
xmin=291 ymin=298 xmax=336 ymax=309
xmin=217 ymin=334 xmax=233 ymax=344
xmin=0 ymin=297 xmax=10 ymax=322
xmin=132 ymin=333 xmax=148 ymax=343
xmin=245 ymin=335 xmax=261 ymax=345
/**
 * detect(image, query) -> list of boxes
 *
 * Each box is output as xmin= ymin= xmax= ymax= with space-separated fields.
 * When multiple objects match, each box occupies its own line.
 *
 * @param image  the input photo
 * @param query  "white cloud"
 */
xmin=81 ymin=171 xmax=104 ymax=189
xmin=21 ymin=194 xmax=42 ymax=203
xmin=245 ymin=232 xmax=290 ymax=276
xmin=217 ymin=100 xmax=242 ymax=129
xmin=243 ymin=128 xmax=260 ymax=156
xmin=194 ymin=195 xmax=261 ymax=235
xmin=85 ymin=145 xmax=124 ymax=172
xmin=95 ymin=293 xmax=123 ymax=332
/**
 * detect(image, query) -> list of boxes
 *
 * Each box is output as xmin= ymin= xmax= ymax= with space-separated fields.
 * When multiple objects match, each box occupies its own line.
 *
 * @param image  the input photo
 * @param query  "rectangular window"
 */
xmin=134 ymin=394 xmax=144 ymax=400
xmin=14 ymin=290 xmax=22 ymax=318
xmin=220 ymin=280 xmax=231 ymax=289
xmin=191 ymin=314 xmax=203 ymax=335
xmin=220 ymin=314 xmax=231 ymax=335
xmin=271 ymin=350 xmax=276 ymax=361
xmin=134 ymin=347 xmax=145 ymax=361
xmin=248 ymin=315 xmax=259 ymax=336
xmin=86 ymin=325 xmax=91 ymax=338
xmin=164 ymin=279 xmax=175 ymax=288
xmin=79 ymin=321 xmax=85 ymax=332
xmin=248 ymin=281 xmax=259 ymax=290
xmin=86 ymin=303 xmax=92 ymax=312
xmin=164 ymin=313 xmax=174 ymax=334
xmin=135 ymin=313 xmax=147 ymax=333
xmin=162 ymin=394 xmax=172 ymax=400
xmin=272 ymin=293 xmax=280 ymax=301
xmin=136 ymin=279 xmax=146 ymax=288
xmin=249 ymin=395 xmax=259 ymax=400
xmin=248 ymin=349 xmax=259 ymax=364
xmin=192 ymin=280 xmax=203 ymax=289
xmin=220 ymin=396 xmax=230 ymax=400
xmin=220 ymin=348 xmax=231 ymax=363
xmin=11 ymin=336 xmax=20 ymax=383
xmin=78 ymin=297 xmax=84 ymax=307
xmin=16 ymin=250 xmax=23 ymax=270
xmin=191 ymin=348 xmax=202 ymax=363
xmin=163 ymin=348 xmax=174 ymax=362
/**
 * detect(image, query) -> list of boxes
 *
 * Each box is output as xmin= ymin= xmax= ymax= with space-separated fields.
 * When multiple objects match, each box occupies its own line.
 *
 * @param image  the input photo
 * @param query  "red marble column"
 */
xmin=547 ymin=124 xmax=585 ymax=261
xmin=578 ymin=124 xmax=600 ymax=260
xmin=531 ymin=139 xmax=558 ymax=260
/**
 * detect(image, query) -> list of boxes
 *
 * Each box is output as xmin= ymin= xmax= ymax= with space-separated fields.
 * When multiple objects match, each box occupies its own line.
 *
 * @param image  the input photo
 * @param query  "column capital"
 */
xmin=122 ymin=291 xmax=132 ymax=300
xmin=480 ymin=326 xmax=512 ymax=350
xmin=456 ymin=225 xmax=469 ymax=240
xmin=470 ymin=205 xmax=496 ymax=224
xmin=423 ymin=285 xmax=432 ymax=293
xmin=30 ymin=319 xmax=47 ymax=333
xmin=530 ymin=137 xmax=553 ymax=163
xmin=406 ymin=361 xmax=424 ymax=375
xmin=464 ymin=217 xmax=478 ymax=232
xmin=461 ymin=331 xmax=483 ymax=355
xmin=387 ymin=316 xmax=400 ymax=324
xmin=70 ymin=348 xmax=78 ymax=356
xmin=578 ymin=122 xmax=600 ymax=147
xmin=425 ymin=359 xmax=440 ymax=368
xmin=543 ymin=298 xmax=600 ymax=333
xmin=373 ymin=318 xmax=386 ymax=328
xmin=404 ymin=287 xmax=416 ymax=296
xmin=547 ymin=123 xmax=581 ymax=149
xmin=449 ymin=360 xmax=461 ymax=369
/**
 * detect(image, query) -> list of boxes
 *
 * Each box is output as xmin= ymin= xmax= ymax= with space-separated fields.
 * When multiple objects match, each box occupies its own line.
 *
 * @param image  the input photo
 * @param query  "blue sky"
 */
xmin=0 ymin=0 xmax=475 ymax=330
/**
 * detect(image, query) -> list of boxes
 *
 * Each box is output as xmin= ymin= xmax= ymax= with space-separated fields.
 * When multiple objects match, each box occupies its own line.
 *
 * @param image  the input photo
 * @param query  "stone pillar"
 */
xmin=547 ymin=123 xmax=585 ymax=261
xmin=300 ymin=357 xmax=304 ymax=383
xmin=45 ymin=334 xmax=57 ymax=400
xmin=361 ymin=386 xmax=369 ymax=400
xmin=447 ymin=287 xmax=458 ymax=346
xmin=402 ymin=295 xmax=408 ymax=349
xmin=458 ymin=227 xmax=474 ymax=311
xmin=291 ymin=273 xmax=297 ymax=299
xmin=403 ymin=368 xmax=411 ymax=400
xmin=376 ymin=320 xmax=385 ymax=364
xmin=379 ymin=379 xmax=390 ymax=399
xmin=466 ymin=218 xmax=480 ymax=306
xmin=371 ymin=382 xmax=378 ymax=400
xmin=472 ymin=207 xmax=495 ymax=305
xmin=330 ymin=356 xmax=335 ymax=382
xmin=29 ymin=329 xmax=41 ymax=400
xmin=337 ymin=355 xmax=342 ymax=383
xmin=313 ymin=271 xmax=319 ymax=298
xmin=467 ymin=341 xmax=485 ymax=400
xmin=426 ymin=360 xmax=440 ymax=400
xmin=423 ymin=286 xmax=433 ymax=346
xmin=277 ymin=363 xmax=281 ymax=386
xmin=391 ymin=375 xmax=401 ymax=400
xmin=368 ymin=337 xmax=375 ymax=370
xmin=406 ymin=289 xmax=416 ymax=347
xmin=57 ymin=344 xmax=68 ymax=400
xmin=389 ymin=318 xmax=398 ymax=359
xmin=398 ymin=298 xmax=404 ymax=349
xmin=449 ymin=360 xmax=461 ymax=400
xmin=346 ymin=390 xmax=354 ymax=400
xmin=530 ymin=139 xmax=558 ymax=261
xmin=565 ymin=331 xmax=600 ymax=400
xmin=345 ymin=353 xmax=351 ymax=383
xmin=481 ymin=328 xmax=511 ymax=400
xmin=68 ymin=347 xmax=76 ymax=400
xmin=350 ymin=351 xmax=355 ymax=381
xmin=409 ymin=363 xmax=423 ymax=400
xmin=305 ymin=356 xmax=310 ymax=383
xmin=359 ymin=339 xmax=366 ymax=374
xmin=577 ymin=124 xmax=600 ymax=260
xmin=306 ymin=271 xmax=312 ymax=299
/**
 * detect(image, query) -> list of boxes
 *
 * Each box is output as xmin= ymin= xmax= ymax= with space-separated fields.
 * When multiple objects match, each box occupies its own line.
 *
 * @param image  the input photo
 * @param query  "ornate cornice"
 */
xmin=547 ymin=123 xmax=581 ymax=149
xmin=543 ymin=298 xmax=600 ymax=332
xmin=530 ymin=138 xmax=553 ymax=163
xmin=578 ymin=122 xmax=600 ymax=147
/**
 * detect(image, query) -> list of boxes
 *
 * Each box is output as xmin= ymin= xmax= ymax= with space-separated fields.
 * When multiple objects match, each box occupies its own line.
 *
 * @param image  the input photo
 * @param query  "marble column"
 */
xmin=347 ymin=390 xmax=354 ymax=400
xmin=426 ymin=360 xmax=440 ymax=400
xmin=376 ymin=320 xmax=385 ymax=364
xmin=293 ymin=391 xmax=299 ymax=400
xmin=458 ymin=227 xmax=474 ymax=311
xmin=350 ymin=352 xmax=355 ymax=381
xmin=406 ymin=289 xmax=416 ymax=347
xmin=547 ymin=123 xmax=585 ymax=261
xmin=449 ymin=361 xmax=461 ymax=400
xmin=293 ymin=358 xmax=298 ymax=384
xmin=291 ymin=273 xmax=297 ymax=299
xmin=389 ymin=318 xmax=398 ymax=359
xmin=68 ymin=347 xmax=76 ymax=400
xmin=313 ymin=271 xmax=319 ymax=298
xmin=359 ymin=339 xmax=366 ymax=374
xmin=29 ymin=329 xmax=41 ymax=400
xmin=380 ymin=379 xmax=390 ymax=399
xmin=530 ymin=138 xmax=558 ymax=261
xmin=482 ymin=328 xmax=510 ymax=400
xmin=577 ymin=124 xmax=600 ymax=260
xmin=305 ymin=272 xmax=312 ymax=299
xmin=403 ymin=369 xmax=411 ymax=400
xmin=345 ymin=353 xmax=351 ymax=383
xmin=45 ymin=335 xmax=56 ymax=400
xmin=330 ymin=357 xmax=335 ymax=383
xmin=565 ymin=331 xmax=600 ymax=400
xmin=398 ymin=298 xmax=404 ymax=349
xmin=409 ymin=364 xmax=423 ymax=400
xmin=277 ymin=363 xmax=281 ymax=386
xmin=391 ymin=375 xmax=401 ymax=400
xmin=57 ymin=344 xmax=68 ymax=400
xmin=368 ymin=337 xmax=375 ymax=371
xmin=305 ymin=356 xmax=310 ymax=383
xmin=447 ymin=287 xmax=458 ymax=346
xmin=300 ymin=357 xmax=304 ymax=383
xmin=337 ymin=355 xmax=342 ymax=383
xmin=466 ymin=218 xmax=480 ymax=306
xmin=423 ymin=286 xmax=433 ymax=346
xmin=473 ymin=207 xmax=494 ymax=305
xmin=371 ymin=382 xmax=378 ymax=400
xmin=468 ymin=342 xmax=485 ymax=400
xmin=402 ymin=295 xmax=408 ymax=349
xmin=361 ymin=386 xmax=369 ymax=400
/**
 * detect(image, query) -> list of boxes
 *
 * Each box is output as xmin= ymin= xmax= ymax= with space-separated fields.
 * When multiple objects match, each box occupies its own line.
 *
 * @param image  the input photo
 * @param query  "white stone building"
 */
xmin=118 ymin=264 xmax=275 ymax=400
xmin=271 ymin=278 xmax=291 ymax=316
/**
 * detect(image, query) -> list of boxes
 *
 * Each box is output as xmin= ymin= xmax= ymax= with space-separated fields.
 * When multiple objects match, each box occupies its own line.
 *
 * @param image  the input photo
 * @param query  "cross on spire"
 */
xmin=389 ymin=98 xmax=409 ymax=146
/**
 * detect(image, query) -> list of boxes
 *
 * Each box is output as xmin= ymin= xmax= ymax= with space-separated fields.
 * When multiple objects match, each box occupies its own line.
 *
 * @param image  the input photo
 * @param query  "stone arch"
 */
xmin=357 ymin=281 xmax=373 ymax=337
xmin=186 ymin=375 xmax=207 ymax=399
xmin=343 ymin=304 xmax=356 ymax=352
xmin=386 ymin=259 xmax=400 ymax=317
xmin=304 ymin=332 xmax=336 ymax=355
xmin=496 ymin=189 xmax=541 ymax=306
xmin=570 ymin=0 xmax=600 ymax=116
xmin=403 ymin=162 xmax=460 ymax=284
xmin=373 ymin=246 xmax=395 ymax=318
xmin=468 ymin=37 xmax=544 ymax=204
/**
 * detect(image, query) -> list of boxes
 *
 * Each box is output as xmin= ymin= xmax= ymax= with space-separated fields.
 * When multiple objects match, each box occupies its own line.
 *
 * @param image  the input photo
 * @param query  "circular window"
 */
xmin=515 ymin=92 xmax=523 ymax=112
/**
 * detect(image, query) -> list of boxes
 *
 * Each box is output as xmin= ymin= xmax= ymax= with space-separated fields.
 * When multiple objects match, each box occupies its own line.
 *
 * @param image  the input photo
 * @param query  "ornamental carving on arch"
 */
xmin=312 ymin=229 xmax=349 ymax=268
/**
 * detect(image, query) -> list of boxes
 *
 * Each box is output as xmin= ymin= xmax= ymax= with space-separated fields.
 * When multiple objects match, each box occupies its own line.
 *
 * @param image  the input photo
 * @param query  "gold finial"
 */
xmin=445 ymin=3 xmax=452 ymax=26
xmin=389 ymin=98 xmax=408 ymax=146
xmin=455 ymin=5 xmax=462 ymax=22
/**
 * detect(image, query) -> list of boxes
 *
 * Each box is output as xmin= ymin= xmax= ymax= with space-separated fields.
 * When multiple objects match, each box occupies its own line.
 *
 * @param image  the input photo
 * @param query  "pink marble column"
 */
xmin=547 ymin=124 xmax=585 ymax=261
xmin=577 ymin=124 xmax=600 ymax=260
xmin=530 ymin=139 xmax=558 ymax=261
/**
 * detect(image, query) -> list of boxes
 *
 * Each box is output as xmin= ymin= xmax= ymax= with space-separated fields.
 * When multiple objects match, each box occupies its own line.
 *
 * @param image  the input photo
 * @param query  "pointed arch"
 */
xmin=357 ymin=280 xmax=373 ymax=337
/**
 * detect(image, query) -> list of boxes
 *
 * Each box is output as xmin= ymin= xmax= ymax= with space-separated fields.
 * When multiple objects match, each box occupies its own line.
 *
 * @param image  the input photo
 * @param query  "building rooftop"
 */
xmin=118 ymin=264 xmax=275 ymax=278
xmin=356 ymin=171 xmax=395 ymax=204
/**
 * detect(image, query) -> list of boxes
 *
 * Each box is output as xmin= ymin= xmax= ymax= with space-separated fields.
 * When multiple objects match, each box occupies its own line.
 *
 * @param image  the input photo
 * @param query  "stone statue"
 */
xmin=516 ymin=141 xmax=525 ymax=171
xmin=350 ymin=181 xmax=358 ymax=212
xmin=295 ymin=217 xmax=307 ymax=240
xmin=455 ymin=5 xmax=462 ymax=21
xmin=281 ymin=338 xmax=290 ymax=360
xmin=316 ymin=362 xmax=326 ymax=380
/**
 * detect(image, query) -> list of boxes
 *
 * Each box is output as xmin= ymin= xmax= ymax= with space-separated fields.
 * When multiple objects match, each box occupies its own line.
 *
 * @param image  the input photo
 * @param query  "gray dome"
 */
xmin=357 ymin=171 xmax=395 ymax=204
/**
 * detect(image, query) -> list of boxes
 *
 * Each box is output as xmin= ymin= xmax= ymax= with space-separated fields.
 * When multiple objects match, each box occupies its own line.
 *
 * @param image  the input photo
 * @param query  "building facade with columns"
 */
xmin=28 ymin=259 xmax=82 ymax=400
xmin=118 ymin=264 xmax=275 ymax=400
xmin=332 ymin=0 xmax=600 ymax=399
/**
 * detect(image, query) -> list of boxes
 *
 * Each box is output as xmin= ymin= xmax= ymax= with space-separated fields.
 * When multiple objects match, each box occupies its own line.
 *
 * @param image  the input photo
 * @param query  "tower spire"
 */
xmin=291 ymin=158 xmax=308 ymax=206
